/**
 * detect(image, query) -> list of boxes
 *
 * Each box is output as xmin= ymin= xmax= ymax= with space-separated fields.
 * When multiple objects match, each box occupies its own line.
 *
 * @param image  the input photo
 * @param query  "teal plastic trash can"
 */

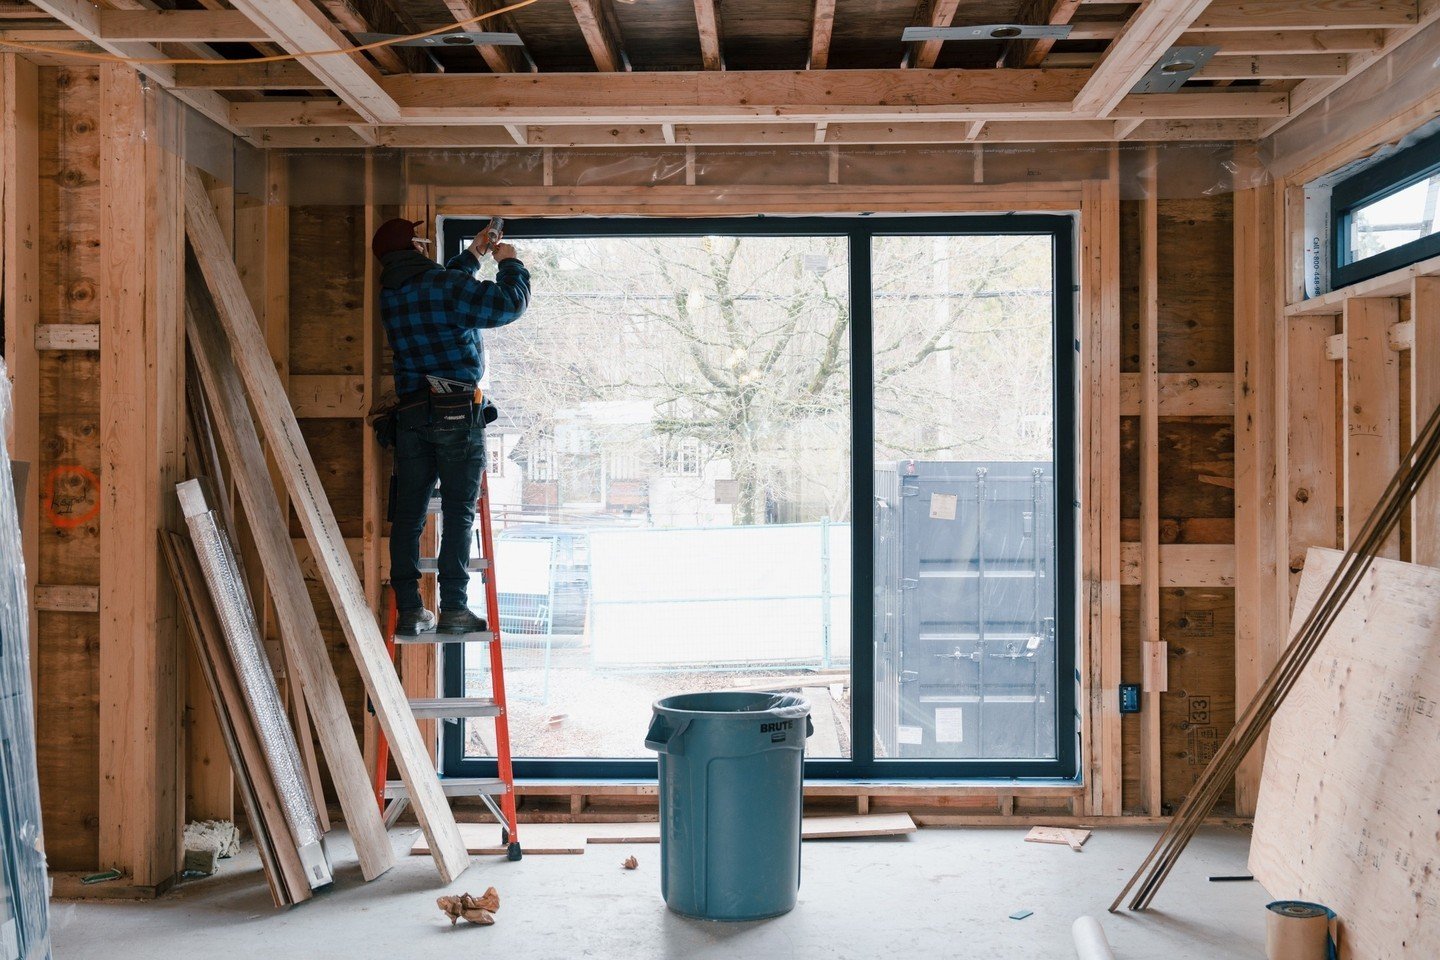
xmin=644 ymin=691 xmax=813 ymax=921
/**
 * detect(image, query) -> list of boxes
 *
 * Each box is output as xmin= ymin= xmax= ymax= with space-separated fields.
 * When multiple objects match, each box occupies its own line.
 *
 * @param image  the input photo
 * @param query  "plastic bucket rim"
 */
xmin=651 ymin=691 xmax=811 ymax=720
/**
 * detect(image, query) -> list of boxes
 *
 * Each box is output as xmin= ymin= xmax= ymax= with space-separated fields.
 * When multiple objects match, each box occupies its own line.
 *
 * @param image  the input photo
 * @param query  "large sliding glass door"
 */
xmin=436 ymin=216 xmax=1074 ymax=780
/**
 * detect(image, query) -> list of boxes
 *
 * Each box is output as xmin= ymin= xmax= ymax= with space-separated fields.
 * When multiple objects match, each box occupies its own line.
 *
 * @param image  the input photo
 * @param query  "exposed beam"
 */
xmin=385 ymin=68 xmax=1090 ymax=123
xmin=693 ymin=0 xmax=723 ymax=70
xmin=174 ymin=61 xmax=325 ymax=89
xmin=1194 ymin=53 xmax=1349 ymax=78
xmin=1182 ymin=28 xmax=1385 ymax=54
xmin=1074 ymin=0 xmax=1216 ymax=117
xmin=904 ymin=0 xmax=962 ymax=69
xmin=1005 ymin=0 xmax=1083 ymax=69
xmin=95 ymin=9 xmax=270 ymax=42
xmin=1193 ymin=0 xmax=1417 ymax=31
xmin=249 ymin=116 xmax=1263 ymax=148
xmin=226 ymin=0 xmax=401 ymax=122
xmin=443 ymin=0 xmax=532 ymax=73
xmin=1110 ymin=90 xmax=1290 ymax=120
xmin=25 ymin=0 xmax=236 ymax=131
xmin=568 ymin=0 xmax=628 ymax=71
xmin=809 ymin=0 xmax=837 ymax=69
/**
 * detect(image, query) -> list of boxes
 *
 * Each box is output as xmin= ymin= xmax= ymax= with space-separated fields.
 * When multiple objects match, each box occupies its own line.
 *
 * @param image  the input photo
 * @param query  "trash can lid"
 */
xmin=653 ymin=691 xmax=810 ymax=719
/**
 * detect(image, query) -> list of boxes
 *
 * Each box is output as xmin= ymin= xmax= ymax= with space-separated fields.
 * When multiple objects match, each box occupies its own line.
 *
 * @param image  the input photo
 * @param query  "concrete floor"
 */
xmin=51 ymin=825 xmax=1265 ymax=960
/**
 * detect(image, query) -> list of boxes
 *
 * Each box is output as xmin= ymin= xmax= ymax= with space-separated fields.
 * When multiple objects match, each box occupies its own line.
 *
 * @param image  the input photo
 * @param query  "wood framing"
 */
xmin=1136 ymin=155 xmax=1163 ymax=818
xmin=905 ymin=0 xmax=962 ymax=69
xmin=1341 ymin=297 xmax=1401 ymax=556
xmin=568 ymin=0 xmax=628 ymax=72
xmin=1232 ymin=178 xmax=1280 ymax=817
xmin=1074 ymin=0 xmax=1215 ymax=116
xmin=183 ymin=169 xmax=469 ymax=883
xmin=441 ymin=0 xmax=531 ymax=74
xmin=1415 ymin=276 xmax=1440 ymax=566
xmin=1285 ymin=314 xmax=1340 ymax=600
xmin=96 ymin=63 xmax=183 ymax=887
xmin=692 ymin=0 xmax=723 ymax=70
xmin=808 ymin=0 xmax=836 ymax=69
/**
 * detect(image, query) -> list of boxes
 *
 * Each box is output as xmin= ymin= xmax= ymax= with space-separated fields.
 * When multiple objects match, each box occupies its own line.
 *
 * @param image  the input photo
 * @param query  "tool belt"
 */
xmin=388 ymin=383 xmax=497 ymax=435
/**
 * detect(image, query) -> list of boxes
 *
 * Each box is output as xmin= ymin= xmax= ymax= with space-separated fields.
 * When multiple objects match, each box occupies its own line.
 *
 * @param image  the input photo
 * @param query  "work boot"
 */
xmin=395 ymin=607 xmax=436 ymax=636
xmin=438 ymin=606 xmax=487 ymax=636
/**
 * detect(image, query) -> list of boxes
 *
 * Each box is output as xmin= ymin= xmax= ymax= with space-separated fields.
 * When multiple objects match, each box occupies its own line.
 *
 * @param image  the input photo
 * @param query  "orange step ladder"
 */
xmin=372 ymin=471 xmax=522 ymax=859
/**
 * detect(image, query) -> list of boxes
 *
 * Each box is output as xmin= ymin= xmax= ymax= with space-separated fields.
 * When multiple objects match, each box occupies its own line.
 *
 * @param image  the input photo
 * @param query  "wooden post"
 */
xmin=97 ymin=64 xmax=184 ymax=886
xmin=1285 ymin=314 xmax=1340 ymax=602
xmin=1342 ymin=297 xmax=1401 ymax=557
xmin=1081 ymin=162 xmax=1121 ymax=817
xmin=1412 ymin=277 xmax=1440 ymax=567
xmin=1137 ymin=150 xmax=1164 ymax=817
xmin=1232 ymin=178 xmax=1280 ymax=817
xmin=1 ymin=54 xmax=40 ymax=688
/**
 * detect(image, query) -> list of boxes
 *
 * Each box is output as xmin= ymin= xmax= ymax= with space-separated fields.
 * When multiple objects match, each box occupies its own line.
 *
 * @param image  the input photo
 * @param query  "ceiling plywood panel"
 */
xmin=829 ymin=0 xmax=922 ymax=68
xmin=718 ymin=0 xmax=812 ymax=70
xmin=510 ymin=2 xmax=598 ymax=72
xmin=611 ymin=0 xmax=705 ymax=70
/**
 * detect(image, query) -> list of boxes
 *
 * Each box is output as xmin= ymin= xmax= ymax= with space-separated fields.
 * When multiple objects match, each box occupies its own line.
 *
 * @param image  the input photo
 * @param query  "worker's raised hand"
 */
xmin=491 ymin=242 xmax=518 ymax=262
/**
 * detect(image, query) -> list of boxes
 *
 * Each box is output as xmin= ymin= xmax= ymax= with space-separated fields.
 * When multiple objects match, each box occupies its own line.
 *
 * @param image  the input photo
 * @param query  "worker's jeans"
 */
xmin=390 ymin=418 xmax=485 ymax=613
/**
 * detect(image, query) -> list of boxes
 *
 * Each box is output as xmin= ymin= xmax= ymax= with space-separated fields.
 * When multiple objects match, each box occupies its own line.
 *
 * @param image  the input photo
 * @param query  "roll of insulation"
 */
xmin=1265 ymin=901 xmax=1336 ymax=960
xmin=1072 ymin=916 xmax=1116 ymax=960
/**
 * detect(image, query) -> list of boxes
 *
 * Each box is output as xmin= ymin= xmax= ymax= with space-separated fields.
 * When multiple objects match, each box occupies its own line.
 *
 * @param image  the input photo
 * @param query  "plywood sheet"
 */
xmin=1250 ymin=548 xmax=1440 ymax=960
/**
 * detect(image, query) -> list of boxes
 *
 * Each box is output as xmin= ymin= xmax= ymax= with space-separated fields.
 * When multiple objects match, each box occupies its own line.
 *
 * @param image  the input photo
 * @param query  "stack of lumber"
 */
xmin=1250 ymin=549 xmax=1440 ymax=960
xmin=181 ymin=165 xmax=468 ymax=886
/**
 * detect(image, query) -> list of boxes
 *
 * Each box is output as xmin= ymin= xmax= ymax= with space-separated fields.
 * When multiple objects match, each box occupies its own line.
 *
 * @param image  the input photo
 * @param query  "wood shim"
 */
xmin=185 ymin=264 xmax=393 ymax=882
xmin=182 ymin=168 xmax=469 ymax=883
xmin=1024 ymin=826 xmax=1091 ymax=851
xmin=1250 ymin=548 xmax=1440 ymax=960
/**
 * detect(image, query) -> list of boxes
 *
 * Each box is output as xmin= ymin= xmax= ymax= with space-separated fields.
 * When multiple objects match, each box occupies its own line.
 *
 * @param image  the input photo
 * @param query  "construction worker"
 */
xmin=371 ymin=218 xmax=531 ymax=635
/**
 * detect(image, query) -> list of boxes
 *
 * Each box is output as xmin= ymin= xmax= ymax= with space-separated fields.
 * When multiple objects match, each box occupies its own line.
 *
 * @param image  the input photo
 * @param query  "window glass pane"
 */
xmin=462 ymin=234 xmax=852 ymax=759
xmin=871 ymin=235 xmax=1058 ymax=761
xmin=1347 ymin=173 xmax=1440 ymax=262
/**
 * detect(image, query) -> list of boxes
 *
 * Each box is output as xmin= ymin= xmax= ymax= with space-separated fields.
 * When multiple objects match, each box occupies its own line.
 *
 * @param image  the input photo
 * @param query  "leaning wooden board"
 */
xmin=184 ymin=169 xmax=469 ymax=884
xmin=1250 ymin=548 xmax=1440 ymax=960
xmin=413 ymin=815 xmax=917 ymax=855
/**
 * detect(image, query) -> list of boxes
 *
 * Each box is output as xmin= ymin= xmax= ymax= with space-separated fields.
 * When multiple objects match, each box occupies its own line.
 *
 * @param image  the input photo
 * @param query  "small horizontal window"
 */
xmin=1332 ymin=129 xmax=1440 ymax=288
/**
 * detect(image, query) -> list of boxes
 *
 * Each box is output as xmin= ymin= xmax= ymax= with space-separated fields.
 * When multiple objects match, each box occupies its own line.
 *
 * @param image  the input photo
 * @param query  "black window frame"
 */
xmin=436 ymin=214 xmax=1078 ymax=781
xmin=1330 ymin=128 xmax=1440 ymax=289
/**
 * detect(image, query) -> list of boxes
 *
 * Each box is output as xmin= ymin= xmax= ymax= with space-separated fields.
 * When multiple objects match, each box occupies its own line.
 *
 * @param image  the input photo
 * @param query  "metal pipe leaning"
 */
xmin=1111 ymin=397 xmax=1440 ymax=912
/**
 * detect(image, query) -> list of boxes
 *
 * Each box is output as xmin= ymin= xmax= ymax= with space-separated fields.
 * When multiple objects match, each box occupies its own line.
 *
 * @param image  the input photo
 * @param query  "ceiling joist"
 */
xmin=1193 ymin=0 xmax=1418 ymax=32
xmin=568 ymin=0 xmax=628 ymax=72
xmin=693 ymin=0 xmax=723 ymax=70
xmin=1074 ymin=0 xmax=1216 ymax=117
xmin=442 ymin=0 xmax=533 ymax=73
xmin=808 ymin=0 xmax=837 ymax=69
xmin=904 ymin=0 xmax=963 ymax=69
xmin=94 ymin=9 xmax=271 ymax=43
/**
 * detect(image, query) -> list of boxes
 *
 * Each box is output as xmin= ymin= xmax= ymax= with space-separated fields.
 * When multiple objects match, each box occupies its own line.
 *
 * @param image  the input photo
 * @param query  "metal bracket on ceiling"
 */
xmin=1130 ymin=45 xmax=1219 ymax=94
xmin=353 ymin=30 xmax=526 ymax=48
xmin=901 ymin=24 xmax=1074 ymax=42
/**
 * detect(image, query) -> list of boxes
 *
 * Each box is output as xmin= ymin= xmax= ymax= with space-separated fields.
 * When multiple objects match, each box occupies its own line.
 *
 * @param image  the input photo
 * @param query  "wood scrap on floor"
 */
xmin=437 ymin=888 xmax=500 ymax=926
xmin=1024 ymin=826 xmax=1091 ymax=851
xmin=412 ymin=814 xmax=916 ymax=855
xmin=622 ymin=856 xmax=638 ymax=869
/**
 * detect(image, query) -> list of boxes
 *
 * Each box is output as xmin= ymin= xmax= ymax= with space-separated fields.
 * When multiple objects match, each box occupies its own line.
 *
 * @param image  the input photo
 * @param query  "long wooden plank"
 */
xmin=1118 ymin=544 xmax=1236 ymax=586
xmin=1342 ymin=297 xmax=1401 ymax=557
xmin=1232 ymin=179 xmax=1280 ymax=817
xmin=162 ymin=531 xmax=306 ymax=907
xmin=1081 ymin=170 xmax=1122 ymax=816
xmin=906 ymin=0 xmax=962 ymax=69
xmin=808 ymin=0 xmax=836 ymax=69
xmin=693 ymin=0 xmax=723 ymax=70
xmin=569 ymin=0 xmax=627 ymax=72
xmin=1 ymin=54 xmax=40 ymax=687
xmin=1118 ymin=373 xmax=1234 ymax=415
xmin=1194 ymin=0 xmax=1416 ymax=31
xmin=183 ymin=168 xmax=468 ymax=883
xmin=1250 ymin=549 xmax=1440 ymax=960
xmin=97 ymin=62 xmax=183 ymax=888
xmin=1137 ymin=153 xmax=1163 ymax=818
xmin=95 ymin=9 xmax=272 ymax=42
xmin=184 ymin=261 xmax=395 ymax=882
xmin=1414 ymin=277 xmax=1440 ymax=567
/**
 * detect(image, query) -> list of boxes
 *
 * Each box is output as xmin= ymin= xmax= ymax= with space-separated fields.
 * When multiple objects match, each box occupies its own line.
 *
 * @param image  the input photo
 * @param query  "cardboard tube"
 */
xmin=1265 ymin=901 xmax=1333 ymax=960
xmin=1072 ymin=916 xmax=1117 ymax=960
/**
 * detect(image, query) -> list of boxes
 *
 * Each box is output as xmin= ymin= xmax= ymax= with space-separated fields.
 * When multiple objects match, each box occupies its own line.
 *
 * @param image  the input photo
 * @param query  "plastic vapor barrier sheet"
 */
xmin=0 ymin=359 xmax=51 ymax=960
xmin=176 ymin=480 xmax=331 ymax=889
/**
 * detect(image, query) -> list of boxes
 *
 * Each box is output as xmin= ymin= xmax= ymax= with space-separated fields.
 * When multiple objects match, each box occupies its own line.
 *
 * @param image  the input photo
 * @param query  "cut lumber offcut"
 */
xmin=183 ymin=167 xmax=469 ymax=883
xmin=177 ymin=478 xmax=333 ymax=891
xmin=185 ymin=269 xmax=394 ymax=882
xmin=162 ymin=531 xmax=307 ymax=907
xmin=1023 ymin=825 xmax=1090 ymax=851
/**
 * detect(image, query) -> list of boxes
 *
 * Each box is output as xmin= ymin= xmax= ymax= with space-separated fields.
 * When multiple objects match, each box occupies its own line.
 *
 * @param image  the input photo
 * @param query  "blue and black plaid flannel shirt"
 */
xmin=380 ymin=248 xmax=531 ymax=396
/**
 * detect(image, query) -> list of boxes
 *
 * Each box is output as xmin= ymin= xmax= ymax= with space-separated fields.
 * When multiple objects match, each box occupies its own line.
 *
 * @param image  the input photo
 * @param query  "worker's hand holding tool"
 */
xmin=468 ymin=217 xmax=515 ymax=262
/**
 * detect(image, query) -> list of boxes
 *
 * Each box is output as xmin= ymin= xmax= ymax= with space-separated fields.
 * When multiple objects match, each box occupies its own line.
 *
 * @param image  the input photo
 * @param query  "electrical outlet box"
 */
xmin=1119 ymin=684 xmax=1141 ymax=714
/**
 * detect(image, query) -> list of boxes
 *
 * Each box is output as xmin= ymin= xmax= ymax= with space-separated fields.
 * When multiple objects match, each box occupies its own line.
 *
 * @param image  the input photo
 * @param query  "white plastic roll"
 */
xmin=1073 ymin=916 xmax=1117 ymax=960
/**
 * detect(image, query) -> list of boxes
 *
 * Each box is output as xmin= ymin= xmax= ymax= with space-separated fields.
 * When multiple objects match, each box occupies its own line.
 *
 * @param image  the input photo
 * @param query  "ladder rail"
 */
xmin=372 ymin=466 xmax=521 ymax=855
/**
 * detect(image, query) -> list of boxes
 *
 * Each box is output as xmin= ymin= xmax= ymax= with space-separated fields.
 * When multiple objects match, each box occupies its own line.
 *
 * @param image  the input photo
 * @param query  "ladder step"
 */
xmin=416 ymin=556 xmax=490 ymax=573
xmin=392 ymin=630 xmax=492 ymax=645
xmin=408 ymin=696 xmax=501 ymax=719
xmin=384 ymin=777 xmax=509 ymax=800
